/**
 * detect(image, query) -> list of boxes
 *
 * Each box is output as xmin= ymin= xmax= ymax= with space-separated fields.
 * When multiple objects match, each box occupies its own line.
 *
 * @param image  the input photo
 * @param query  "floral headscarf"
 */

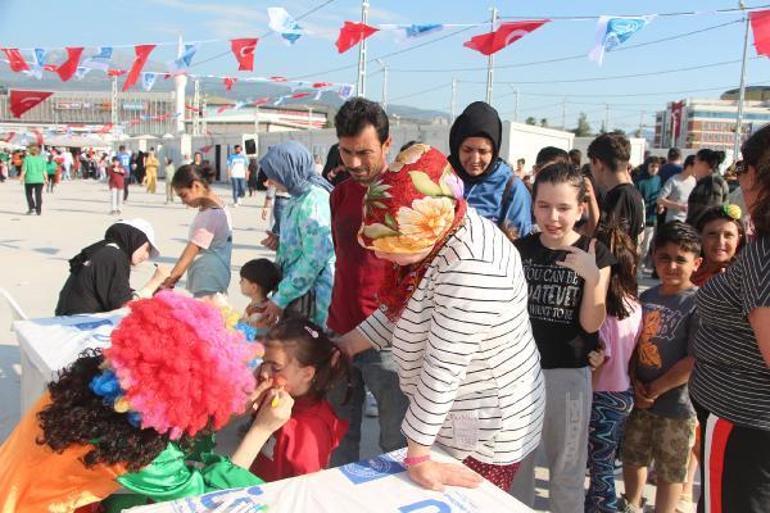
xmin=358 ymin=144 xmax=467 ymax=320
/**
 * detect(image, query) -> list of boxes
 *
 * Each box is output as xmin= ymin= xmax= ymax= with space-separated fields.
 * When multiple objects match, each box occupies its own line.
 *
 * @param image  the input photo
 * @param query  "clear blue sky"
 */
xmin=0 ymin=0 xmax=766 ymax=131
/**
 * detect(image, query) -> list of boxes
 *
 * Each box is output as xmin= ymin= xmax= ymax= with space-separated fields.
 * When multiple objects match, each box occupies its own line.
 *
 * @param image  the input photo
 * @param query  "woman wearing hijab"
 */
xmin=338 ymin=144 xmax=544 ymax=492
xmin=259 ymin=141 xmax=335 ymax=329
xmin=56 ymin=219 xmax=168 ymax=316
xmin=449 ymin=101 xmax=533 ymax=240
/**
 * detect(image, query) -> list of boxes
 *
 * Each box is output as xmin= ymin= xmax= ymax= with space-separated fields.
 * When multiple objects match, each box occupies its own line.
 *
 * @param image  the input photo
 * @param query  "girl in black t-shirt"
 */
xmin=513 ymin=163 xmax=613 ymax=510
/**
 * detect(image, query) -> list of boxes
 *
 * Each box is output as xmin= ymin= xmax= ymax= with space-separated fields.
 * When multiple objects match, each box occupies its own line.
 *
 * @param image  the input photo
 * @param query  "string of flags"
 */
xmin=3 ymin=6 xmax=770 ymax=92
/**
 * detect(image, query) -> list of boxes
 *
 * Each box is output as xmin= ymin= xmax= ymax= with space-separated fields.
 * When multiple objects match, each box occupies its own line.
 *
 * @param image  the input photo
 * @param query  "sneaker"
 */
xmin=618 ymin=495 xmax=646 ymax=513
xmin=364 ymin=391 xmax=379 ymax=417
xmin=26 ymin=210 xmax=34 ymax=215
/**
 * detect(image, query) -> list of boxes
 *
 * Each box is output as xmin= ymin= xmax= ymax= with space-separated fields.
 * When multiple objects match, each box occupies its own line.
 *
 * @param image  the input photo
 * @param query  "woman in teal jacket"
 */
xmin=259 ymin=141 xmax=335 ymax=329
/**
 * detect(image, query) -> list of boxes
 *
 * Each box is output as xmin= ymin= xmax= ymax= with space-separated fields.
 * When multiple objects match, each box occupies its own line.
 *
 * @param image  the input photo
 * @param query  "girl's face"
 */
xmin=260 ymin=344 xmax=315 ymax=397
xmin=702 ymin=218 xmax=740 ymax=265
xmin=533 ymin=182 xmax=584 ymax=244
xmin=693 ymin=157 xmax=712 ymax=179
xmin=175 ymin=181 xmax=208 ymax=207
xmin=131 ymin=242 xmax=151 ymax=266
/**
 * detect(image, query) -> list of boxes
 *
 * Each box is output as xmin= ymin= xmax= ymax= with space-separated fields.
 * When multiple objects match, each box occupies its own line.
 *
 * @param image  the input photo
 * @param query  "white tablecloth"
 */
xmin=127 ymin=448 xmax=532 ymax=513
xmin=13 ymin=309 xmax=127 ymax=413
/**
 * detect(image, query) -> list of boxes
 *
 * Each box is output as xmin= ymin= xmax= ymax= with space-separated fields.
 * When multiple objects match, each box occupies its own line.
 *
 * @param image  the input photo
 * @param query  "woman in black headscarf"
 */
xmin=448 ymin=101 xmax=533 ymax=239
xmin=55 ymin=219 xmax=168 ymax=316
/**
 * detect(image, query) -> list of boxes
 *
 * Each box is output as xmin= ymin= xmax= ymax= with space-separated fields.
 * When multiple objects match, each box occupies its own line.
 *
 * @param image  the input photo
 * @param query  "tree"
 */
xmin=572 ymin=112 xmax=592 ymax=137
xmin=525 ymin=116 xmax=537 ymax=126
xmin=540 ymin=118 xmax=548 ymax=127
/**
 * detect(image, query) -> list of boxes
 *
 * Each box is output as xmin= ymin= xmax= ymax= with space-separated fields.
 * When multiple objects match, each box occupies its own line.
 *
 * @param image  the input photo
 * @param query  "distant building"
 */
xmin=655 ymin=89 xmax=770 ymax=150
xmin=0 ymin=89 xmax=329 ymax=138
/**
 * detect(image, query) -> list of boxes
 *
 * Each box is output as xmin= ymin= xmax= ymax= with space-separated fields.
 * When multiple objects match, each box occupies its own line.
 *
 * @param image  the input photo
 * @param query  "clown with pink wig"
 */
xmin=0 ymin=291 xmax=293 ymax=513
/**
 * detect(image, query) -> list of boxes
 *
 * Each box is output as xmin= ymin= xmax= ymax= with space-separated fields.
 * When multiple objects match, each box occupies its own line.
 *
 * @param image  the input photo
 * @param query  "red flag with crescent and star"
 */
xmin=335 ymin=21 xmax=379 ymax=53
xmin=123 ymin=44 xmax=156 ymax=92
xmin=463 ymin=20 xmax=549 ymax=56
xmin=2 ymin=48 xmax=30 ymax=72
xmin=230 ymin=38 xmax=259 ymax=71
xmin=9 ymin=90 xmax=54 ymax=118
xmin=223 ymin=77 xmax=237 ymax=91
xmin=55 ymin=47 xmax=84 ymax=82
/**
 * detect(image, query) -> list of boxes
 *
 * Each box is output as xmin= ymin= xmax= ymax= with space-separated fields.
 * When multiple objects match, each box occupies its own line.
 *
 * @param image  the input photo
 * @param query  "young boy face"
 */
xmin=239 ymin=277 xmax=261 ymax=298
xmin=653 ymin=242 xmax=702 ymax=290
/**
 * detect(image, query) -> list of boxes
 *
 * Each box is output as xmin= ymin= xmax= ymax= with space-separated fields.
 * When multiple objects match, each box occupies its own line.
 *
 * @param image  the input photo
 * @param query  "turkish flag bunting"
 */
xmin=230 ymin=38 xmax=259 ymax=71
xmin=9 ymin=89 xmax=53 ymax=118
xmin=253 ymin=97 xmax=271 ymax=106
xmin=122 ymin=44 xmax=156 ymax=92
xmin=217 ymin=104 xmax=235 ymax=114
xmin=32 ymin=128 xmax=45 ymax=146
xmin=291 ymin=92 xmax=311 ymax=99
xmin=750 ymin=10 xmax=770 ymax=57
xmin=223 ymin=77 xmax=237 ymax=91
xmin=463 ymin=20 xmax=549 ymax=56
xmin=335 ymin=21 xmax=379 ymax=53
xmin=107 ymin=68 xmax=127 ymax=77
xmin=2 ymin=48 xmax=30 ymax=72
xmin=312 ymin=82 xmax=333 ymax=89
xmin=270 ymin=76 xmax=288 ymax=82
xmin=1 ymin=132 xmax=15 ymax=143
xmin=55 ymin=47 xmax=84 ymax=82
xmin=97 ymin=123 xmax=113 ymax=134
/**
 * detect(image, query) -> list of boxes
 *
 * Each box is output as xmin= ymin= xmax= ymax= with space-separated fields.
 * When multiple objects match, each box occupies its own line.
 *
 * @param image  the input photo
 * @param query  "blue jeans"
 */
xmin=586 ymin=390 xmax=634 ymax=513
xmin=329 ymin=348 xmax=408 ymax=465
xmin=272 ymin=195 xmax=289 ymax=235
xmin=231 ymin=177 xmax=245 ymax=203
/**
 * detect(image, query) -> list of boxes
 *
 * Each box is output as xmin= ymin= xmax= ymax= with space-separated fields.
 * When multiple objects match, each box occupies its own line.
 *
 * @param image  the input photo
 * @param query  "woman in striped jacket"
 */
xmin=338 ymin=144 xmax=545 ymax=492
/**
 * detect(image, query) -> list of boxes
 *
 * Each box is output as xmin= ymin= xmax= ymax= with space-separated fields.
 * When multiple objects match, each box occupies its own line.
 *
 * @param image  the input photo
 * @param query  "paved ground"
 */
xmin=0 ymin=178 xmax=687 ymax=511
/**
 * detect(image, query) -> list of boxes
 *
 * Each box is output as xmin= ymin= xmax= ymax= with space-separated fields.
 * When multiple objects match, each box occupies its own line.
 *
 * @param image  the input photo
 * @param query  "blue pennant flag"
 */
xmin=268 ymin=7 xmax=304 ymax=45
xmin=589 ymin=16 xmax=653 ymax=65
xmin=82 ymin=47 xmax=113 ymax=71
xmin=405 ymin=24 xmax=444 ymax=38
xmin=169 ymin=43 xmax=199 ymax=73
xmin=142 ymin=72 xmax=159 ymax=91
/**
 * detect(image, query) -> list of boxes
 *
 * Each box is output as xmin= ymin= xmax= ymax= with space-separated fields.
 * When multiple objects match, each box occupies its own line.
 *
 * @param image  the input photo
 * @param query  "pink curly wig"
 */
xmin=104 ymin=291 xmax=257 ymax=439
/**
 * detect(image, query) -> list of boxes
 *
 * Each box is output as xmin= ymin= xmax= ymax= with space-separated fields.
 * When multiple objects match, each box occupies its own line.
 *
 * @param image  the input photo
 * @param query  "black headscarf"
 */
xmin=68 ymin=224 xmax=149 ymax=273
xmin=448 ymin=101 xmax=503 ymax=183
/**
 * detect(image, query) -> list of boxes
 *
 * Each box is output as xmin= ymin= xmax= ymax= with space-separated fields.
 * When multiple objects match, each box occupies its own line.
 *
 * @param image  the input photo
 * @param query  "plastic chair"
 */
xmin=0 ymin=288 xmax=28 ymax=330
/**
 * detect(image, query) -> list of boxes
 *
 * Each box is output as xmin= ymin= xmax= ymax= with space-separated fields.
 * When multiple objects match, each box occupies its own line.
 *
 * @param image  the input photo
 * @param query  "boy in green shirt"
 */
xmin=19 ymin=145 xmax=48 ymax=215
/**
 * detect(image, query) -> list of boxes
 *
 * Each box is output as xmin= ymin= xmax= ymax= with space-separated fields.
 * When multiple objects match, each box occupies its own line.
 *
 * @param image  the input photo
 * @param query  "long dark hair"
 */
xmin=595 ymin=220 xmax=638 ymax=319
xmin=171 ymin=163 xmax=215 ymax=190
xmin=264 ymin=319 xmax=350 ymax=402
xmin=741 ymin=123 xmax=770 ymax=237
xmin=36 ymin=349 xmax=183 ymax=471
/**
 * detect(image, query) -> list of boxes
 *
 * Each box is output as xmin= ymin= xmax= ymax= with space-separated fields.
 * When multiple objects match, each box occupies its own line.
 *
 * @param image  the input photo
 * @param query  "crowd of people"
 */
xmin=1 ymin=96 xmax=769 ymax=513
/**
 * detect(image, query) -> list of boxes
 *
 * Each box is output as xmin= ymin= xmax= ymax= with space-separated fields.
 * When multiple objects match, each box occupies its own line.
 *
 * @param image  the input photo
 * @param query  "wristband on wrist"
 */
xmin=404 ymin=455 xmax=431 ymax=467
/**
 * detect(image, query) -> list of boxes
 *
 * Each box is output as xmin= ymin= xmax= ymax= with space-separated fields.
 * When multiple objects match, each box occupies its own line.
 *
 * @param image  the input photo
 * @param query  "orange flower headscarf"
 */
xmin=359 ymin=144 xmax=467 ymax=320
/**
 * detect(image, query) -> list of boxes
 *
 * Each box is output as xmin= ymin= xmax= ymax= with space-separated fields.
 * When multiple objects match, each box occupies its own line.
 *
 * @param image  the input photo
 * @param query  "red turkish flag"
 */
xmin=312 ymin=81 xmax=333 ymax=89
xmin=9 ymin=90 xmax=53 ymax=118
xmin=2 ymin=48 xmax=30 ymax=72
xmin=32 ymin=128 xmax=45 ymax=146
xmin=230 ymin=38 xmax=259 ymax=71
xmin=97 ymin=123 xmax=113 ymax=134
xmin=335 ymin=21 xmax=379 ymax=53
xmin=217 ymin=104 xmax=235 ymax=114
xmin=107 ymin=68 xmax=127 ymax=77
xmin=223 ymin=77 xmax=237 ymax=91
xmin=253 ymin=97 xmax=271 ymax=106
xmin=750 ymin=10 xmax=770 ymax=56
xmin=55 ymin=47 xmax=84 ymax=82
xmin=464 ymin=20 xmax=549 ymax=56
xmin=122 ymin=44 xmax=156 ymax=92
xmin=291 ymin=92 xmax=311 ymax=99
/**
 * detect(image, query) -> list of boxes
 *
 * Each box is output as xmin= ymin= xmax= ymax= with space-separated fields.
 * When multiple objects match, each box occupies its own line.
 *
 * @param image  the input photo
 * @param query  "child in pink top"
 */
xmin=586 ymin=222 xmax=643 ymax=513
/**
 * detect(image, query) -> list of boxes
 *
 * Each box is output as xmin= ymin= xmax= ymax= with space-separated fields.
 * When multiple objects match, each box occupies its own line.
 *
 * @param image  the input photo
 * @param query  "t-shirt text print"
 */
xmin=515 ymin=233 xmax=615 ymax=369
